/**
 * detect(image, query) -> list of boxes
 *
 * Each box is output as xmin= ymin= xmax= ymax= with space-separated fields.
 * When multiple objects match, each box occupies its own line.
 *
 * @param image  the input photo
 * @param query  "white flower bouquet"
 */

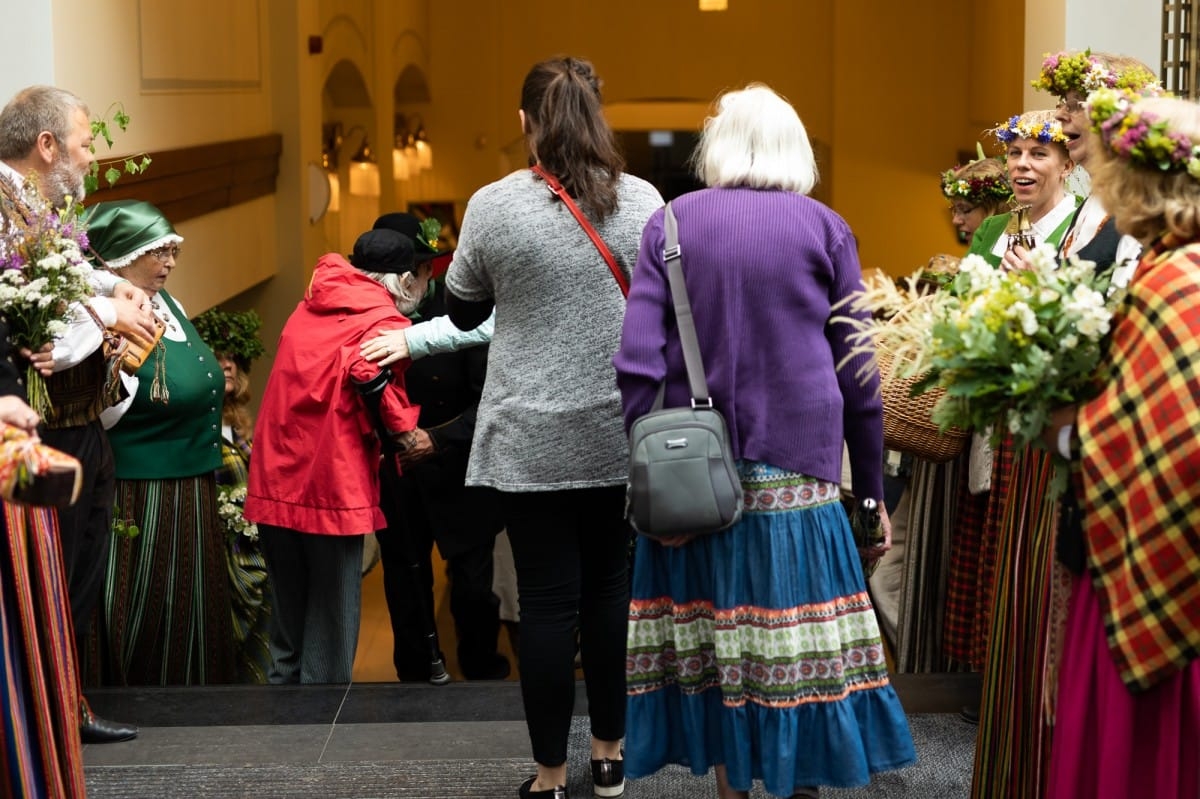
xmin=837 ymin=245 xmax=1118 ymax=491
xmin=0 ymin=179 xmax=96 ymax=415
xmin=217 ymin=484 xmax=259 ymax=541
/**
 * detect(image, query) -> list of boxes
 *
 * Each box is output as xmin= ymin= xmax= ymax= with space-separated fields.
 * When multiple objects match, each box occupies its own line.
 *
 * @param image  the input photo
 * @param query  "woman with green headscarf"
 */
xmin=87 ymin=199 xmax=235 ymax=685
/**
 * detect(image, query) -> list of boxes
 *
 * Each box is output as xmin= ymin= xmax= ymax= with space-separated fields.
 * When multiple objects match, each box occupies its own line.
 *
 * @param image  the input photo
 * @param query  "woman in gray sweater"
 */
xmin=446 ymin=56 xmax=662 ymax=799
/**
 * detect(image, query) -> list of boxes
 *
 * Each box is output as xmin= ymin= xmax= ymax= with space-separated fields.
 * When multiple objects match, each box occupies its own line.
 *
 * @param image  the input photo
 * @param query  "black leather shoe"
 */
xmin=518 ymin=776 xmax=568 ymax=799
xmin=959 ymin=704 xmax=980 ymax=725
xmin=591 ymin=757 xmax=625 ymax=798
xmin=80 ymin=706 xmax=138 ymax=744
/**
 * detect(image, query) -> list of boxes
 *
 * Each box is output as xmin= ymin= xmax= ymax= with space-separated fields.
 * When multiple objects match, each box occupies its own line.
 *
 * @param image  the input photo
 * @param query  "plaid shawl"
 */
xmin=1077 ymin=233 xmax=1200 ymax=692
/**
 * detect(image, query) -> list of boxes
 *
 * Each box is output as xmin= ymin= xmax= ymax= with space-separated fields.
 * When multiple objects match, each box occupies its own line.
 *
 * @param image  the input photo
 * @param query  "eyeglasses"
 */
xmin=1055 ymin=98 xmax=1086 ymax=113
xmin=949 ymin=204 xmax=978 ymax=218
xmin=149 ymin=244 xmax=181 ymax=263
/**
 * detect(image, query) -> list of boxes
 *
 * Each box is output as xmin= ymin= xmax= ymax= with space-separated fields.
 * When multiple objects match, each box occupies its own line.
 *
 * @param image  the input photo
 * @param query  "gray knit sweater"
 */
xmin=446 ymin=169 xmax=663 ymax=491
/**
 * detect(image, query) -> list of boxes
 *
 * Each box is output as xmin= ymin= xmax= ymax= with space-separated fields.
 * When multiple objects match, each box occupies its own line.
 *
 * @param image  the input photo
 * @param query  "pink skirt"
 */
xmin=1046 ymin=574 xmax=1200 ymax=799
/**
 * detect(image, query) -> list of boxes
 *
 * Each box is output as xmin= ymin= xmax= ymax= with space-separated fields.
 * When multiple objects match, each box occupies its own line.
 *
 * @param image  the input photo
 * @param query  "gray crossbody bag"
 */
xmin=626 ymin=201 xmax=743 ymax=540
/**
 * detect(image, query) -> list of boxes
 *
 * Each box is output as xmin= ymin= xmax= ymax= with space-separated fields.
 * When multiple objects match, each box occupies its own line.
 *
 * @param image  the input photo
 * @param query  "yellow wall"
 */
xmin=45 ymin=0 xmax=1035 ymax=402
xmin=51 ymin=0 xmax=281 ymax=314
xmin=423 ymin=0 xmax=1024 ymax=277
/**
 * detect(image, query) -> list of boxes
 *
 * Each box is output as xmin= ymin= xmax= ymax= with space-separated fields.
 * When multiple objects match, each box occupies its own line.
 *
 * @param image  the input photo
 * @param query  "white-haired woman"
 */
xmin=614 ymin=83 xmax=915 ymax=799
xmin=244 ymin=229 xmax=423 ymax=684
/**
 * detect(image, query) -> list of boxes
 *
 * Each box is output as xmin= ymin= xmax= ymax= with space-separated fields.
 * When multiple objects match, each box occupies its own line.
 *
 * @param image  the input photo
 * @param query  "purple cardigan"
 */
xmin=613 ymin=186 xmax=884 ymax=501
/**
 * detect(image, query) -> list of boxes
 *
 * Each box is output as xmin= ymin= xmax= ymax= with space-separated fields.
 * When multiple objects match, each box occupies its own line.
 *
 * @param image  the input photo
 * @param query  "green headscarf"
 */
xmin=85 ymin=199 xmax=182 ymax=269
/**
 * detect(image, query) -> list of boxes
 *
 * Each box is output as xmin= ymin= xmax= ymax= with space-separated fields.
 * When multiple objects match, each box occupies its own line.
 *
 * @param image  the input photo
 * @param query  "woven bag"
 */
xmin=876 ymin=347 xmax=968 ymax=463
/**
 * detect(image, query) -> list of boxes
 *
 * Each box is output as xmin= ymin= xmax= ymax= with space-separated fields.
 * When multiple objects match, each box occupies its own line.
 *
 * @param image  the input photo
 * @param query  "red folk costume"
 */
xmin=1046 ymin=234 xmax=1200 ymax=799
xmin=1076 ymin=235 xmax=1200 ymax=690
xmin=245 ymin=253 xmax=420 ymax=535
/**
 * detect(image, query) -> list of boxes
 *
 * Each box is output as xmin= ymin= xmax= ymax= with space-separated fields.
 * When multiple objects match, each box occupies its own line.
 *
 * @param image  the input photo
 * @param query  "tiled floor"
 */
xmin=83 ymin=676 xmax=979 ymax=798
xmin=83 ymin=541 xmax=980 ymax=797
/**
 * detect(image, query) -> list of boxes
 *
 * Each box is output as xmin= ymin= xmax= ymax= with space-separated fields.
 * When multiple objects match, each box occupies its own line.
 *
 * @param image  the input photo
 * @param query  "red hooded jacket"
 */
xmin=244 ymin=253 xmax=420 ymax=535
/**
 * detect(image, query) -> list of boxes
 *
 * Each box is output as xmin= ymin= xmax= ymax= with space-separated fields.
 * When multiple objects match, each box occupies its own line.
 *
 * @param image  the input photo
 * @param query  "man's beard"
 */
xmin=43 ymin=155 xmax=86 ymax=207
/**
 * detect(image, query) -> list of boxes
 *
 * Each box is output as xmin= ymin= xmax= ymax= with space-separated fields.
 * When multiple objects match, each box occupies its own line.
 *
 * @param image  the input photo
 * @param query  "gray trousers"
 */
xmin=259 ymin=524 xmax=364 ymax=684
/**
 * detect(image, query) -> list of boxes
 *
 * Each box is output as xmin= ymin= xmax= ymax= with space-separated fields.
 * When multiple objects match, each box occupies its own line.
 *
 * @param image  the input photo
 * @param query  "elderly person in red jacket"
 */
xmin=245 ymin=229 xmax=426 ymax=683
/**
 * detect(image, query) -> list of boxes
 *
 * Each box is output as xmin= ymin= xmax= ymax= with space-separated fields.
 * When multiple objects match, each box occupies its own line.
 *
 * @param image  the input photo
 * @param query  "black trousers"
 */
xmin=377 ymin=461 xmax=502 ymax=681
xmin=40 ymin=421 xmax=114 ymax=660
xmin=501 ymin=485 xmax=630 ymax=767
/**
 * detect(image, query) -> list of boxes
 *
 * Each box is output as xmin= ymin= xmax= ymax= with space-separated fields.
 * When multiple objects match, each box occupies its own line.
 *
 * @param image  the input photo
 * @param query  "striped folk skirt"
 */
xmin=625 ymin=462 xmax=916 ymax=797
xmin=92 ymin=475 xmax=236 ymax=686
xmin=0 ymin=503 xmax=85 ymax=798
xmin=970 ymin=445 xmax=1071 ymax=799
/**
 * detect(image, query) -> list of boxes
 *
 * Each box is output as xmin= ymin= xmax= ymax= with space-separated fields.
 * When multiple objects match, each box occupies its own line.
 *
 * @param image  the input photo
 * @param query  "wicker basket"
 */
xmin=876 ymin=348 xmax=969 ymax=463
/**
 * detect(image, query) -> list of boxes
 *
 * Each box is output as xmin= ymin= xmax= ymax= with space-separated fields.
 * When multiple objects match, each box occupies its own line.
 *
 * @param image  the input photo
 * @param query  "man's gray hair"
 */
xmin=0 ymin=86 xmax=90 ymax=161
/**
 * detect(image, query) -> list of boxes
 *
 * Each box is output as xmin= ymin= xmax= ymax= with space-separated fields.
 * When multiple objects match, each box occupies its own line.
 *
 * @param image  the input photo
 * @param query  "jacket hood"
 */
xmin=304 ymin=252 xmax=396 ymax=315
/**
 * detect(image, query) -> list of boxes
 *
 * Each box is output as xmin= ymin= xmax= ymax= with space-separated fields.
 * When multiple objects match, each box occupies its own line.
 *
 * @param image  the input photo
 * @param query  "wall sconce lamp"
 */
xmin=321 ymin=123 xmax=341 ymax=212
xmin=345 ymin=126 xmax=381 ymax=197
xmin=698 ymin=0 xmax=728 ymax=9
xmin=392 ymin=138 xmax=411 ymax=181
xmin=394 ymin=114 xmax=432 ymax=179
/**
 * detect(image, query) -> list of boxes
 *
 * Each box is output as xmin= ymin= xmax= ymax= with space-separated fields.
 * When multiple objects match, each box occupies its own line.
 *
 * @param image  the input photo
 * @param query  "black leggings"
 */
xmin=502 ymin=486 xmax=630 ymax=767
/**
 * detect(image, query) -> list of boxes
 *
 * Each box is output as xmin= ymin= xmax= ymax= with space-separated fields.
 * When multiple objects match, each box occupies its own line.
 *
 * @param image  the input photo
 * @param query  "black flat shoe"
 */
xmin=518 ymin=776 xmax=568 ymax=798
xmin=959 ymin=704 xmax=980 ymax=724
xmin=80 ymin=706 xmax=138 ymax=744
xmin=591 ymin=757 xmax=625 ymax=798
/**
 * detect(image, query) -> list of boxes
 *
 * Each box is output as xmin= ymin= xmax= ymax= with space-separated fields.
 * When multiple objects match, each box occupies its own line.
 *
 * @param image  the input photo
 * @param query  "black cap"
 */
xmin=349 ymin=229 xmax=416 ymax=274
xmin=372 ymin=212 xmax=450 ymax=264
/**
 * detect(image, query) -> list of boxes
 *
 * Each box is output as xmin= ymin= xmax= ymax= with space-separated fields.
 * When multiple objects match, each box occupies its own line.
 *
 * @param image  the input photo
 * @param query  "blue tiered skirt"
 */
xmin=625 ymin=462 xmax=916 ymax=797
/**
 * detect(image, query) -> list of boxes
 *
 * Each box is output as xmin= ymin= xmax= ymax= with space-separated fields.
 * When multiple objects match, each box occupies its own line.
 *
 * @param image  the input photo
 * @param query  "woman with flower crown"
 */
xmin=964 ymin=110 xmax=1078 ymax=268
xmin=1032 ymin=51 xmax=1159 ymax=285
xmin=1038 ymin=89 xmax=1200 ymax=799
xmin=952 ymin=109 xmax=1080 ymax=799
xmin=942 ymin=156 xmax=1013 ymax=246
xmin=943 ymin=111 xmax=1076 ymax=673
xmin=965 ymin=58 xmax=1164 ymax=799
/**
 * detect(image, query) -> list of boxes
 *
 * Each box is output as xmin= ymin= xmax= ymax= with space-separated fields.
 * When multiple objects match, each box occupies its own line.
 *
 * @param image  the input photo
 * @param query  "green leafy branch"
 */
xmin=111 ymin=503 xmax=140 ymax=539
xmin=87 ymin=102 xmax=152 ymax=194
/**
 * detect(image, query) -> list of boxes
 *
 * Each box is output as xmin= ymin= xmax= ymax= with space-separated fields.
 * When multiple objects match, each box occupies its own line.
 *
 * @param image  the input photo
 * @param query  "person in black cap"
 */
xmin=362 ymin=212 xmax=507 ymax=682
xmin=243 ymin=229 xmax=425 ymax=683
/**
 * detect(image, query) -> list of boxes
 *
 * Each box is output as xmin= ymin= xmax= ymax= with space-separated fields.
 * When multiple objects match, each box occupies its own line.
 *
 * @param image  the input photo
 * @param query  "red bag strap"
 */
xmin=530 ymin=164 xmax=629 ymax=297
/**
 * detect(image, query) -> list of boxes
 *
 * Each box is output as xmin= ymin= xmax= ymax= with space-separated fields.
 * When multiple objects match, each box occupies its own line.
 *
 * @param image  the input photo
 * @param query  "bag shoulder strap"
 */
xmin=662 ymin=202 xmax=712 ymax=405
xmin=530 ymin=165 xmax=628 ymax=297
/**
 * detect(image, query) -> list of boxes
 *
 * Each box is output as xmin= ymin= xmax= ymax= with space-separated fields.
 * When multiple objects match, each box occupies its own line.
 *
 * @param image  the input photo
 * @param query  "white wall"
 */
xmin=0 ymin=3 xmax=54 ymax=102
xmin=1067 ymin=0 xmax=1160 ymax=72
xmin=1026 ymin=0 xmax=1162 ymax=109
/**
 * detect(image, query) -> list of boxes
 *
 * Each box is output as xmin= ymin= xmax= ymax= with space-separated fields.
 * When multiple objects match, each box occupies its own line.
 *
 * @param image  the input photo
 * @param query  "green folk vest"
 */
xmin=969 ymin=197 xmax=1082 ymax=267
xmin=105 ymin=290 xmax=224 ymax=480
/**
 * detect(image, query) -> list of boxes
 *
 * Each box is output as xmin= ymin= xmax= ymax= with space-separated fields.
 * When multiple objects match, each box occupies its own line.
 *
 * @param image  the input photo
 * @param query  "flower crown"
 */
xmin=993 ymin=115 xmax=1070 ymax=146
xmin=1088 ymin=88 xmax=1200 ymax=179
xmin=1031 ymin=50 xmax=1161 ymax=96
xmin=941 ymin=165 xmax=1013 ymax=205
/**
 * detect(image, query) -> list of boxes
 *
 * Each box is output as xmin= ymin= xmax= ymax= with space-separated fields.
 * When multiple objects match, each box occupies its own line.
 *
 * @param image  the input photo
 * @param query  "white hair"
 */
xmin=693 ymin=83 xmax=818 ymax=195
xmin=362 ymin=265 xmax=429 ymax=315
